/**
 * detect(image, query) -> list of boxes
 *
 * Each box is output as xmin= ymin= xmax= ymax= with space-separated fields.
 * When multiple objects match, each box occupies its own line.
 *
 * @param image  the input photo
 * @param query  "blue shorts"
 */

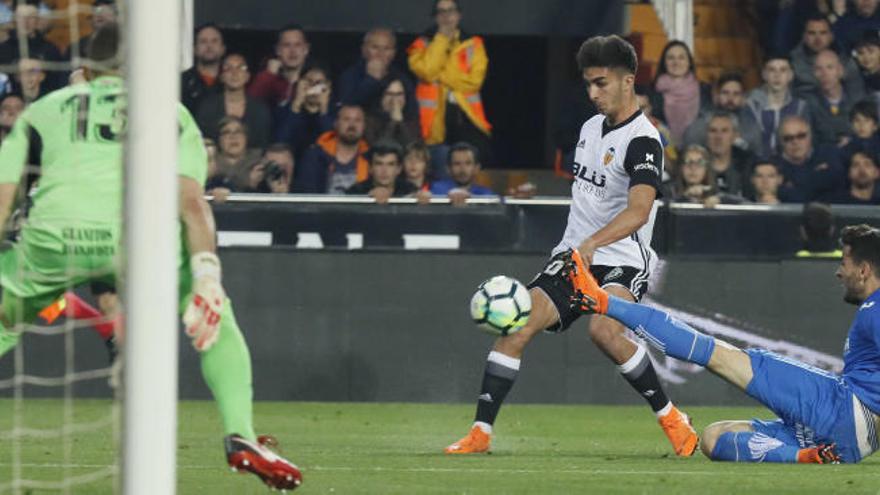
xmin=745 ymin=349 xmax=879 ymax=463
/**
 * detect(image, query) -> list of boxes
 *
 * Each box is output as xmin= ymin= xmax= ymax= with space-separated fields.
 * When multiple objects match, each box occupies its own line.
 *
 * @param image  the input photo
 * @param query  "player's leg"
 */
xmin=445 ymin=287 xmax=559 ymax=454
xmin=701 ymin=419 xmax=839 ymax=464
xmin=587 ymin=281 xmax=698 ymax=456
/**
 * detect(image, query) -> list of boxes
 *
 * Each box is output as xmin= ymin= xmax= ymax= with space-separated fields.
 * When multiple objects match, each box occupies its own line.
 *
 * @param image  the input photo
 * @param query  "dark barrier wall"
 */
xmin=1 ymin=250 xmax=853 ymax=408
xmin=212 ymin=200 xmax=880 ymax=257
xmin=195 ymin=0 xmax=623 ymax=36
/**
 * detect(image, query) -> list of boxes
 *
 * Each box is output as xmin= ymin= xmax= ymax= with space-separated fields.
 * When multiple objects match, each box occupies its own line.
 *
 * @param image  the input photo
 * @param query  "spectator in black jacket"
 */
xmin=181 ymin=23 xmax=226 ymax=115
xmin=364 ymin=77 xmax=421 ymax=148
xmin=346 ymin=140 xmax=417 ymax=203
xmin=827 ymin=149 xmax=880 ymax=204
xmin=773 ymin=115 xmax=845 ymax=202
xmin=273 ymin=65 xmax=335 ymax=161
xmin=337 ymin=28 xmax=415 ymax=117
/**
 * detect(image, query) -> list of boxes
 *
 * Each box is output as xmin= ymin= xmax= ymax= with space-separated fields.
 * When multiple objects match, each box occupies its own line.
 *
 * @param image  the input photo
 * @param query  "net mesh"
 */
xmin=0 ymin=2 xmax=124 ymax=493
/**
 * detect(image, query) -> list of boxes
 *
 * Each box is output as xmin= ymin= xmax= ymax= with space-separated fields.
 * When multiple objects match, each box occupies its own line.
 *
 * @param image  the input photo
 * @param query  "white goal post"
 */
xmin=122 ymin=0 xmax=184 ymax=493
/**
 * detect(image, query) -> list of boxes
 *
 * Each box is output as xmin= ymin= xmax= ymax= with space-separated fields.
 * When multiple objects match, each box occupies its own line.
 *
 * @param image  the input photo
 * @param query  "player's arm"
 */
xmin=0 ymin=116 xmax=37 ymax=237
xmin=577 ymin=136 xmax=662 ymax=261
xmin=177 ymin=106 xmax=224 ymax=352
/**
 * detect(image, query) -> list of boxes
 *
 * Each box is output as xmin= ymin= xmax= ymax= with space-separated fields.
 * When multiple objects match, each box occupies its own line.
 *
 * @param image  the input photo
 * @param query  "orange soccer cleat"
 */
xmin=444 ymin=425 xmax=491 ymax=454
xmin=797 ymin=443 xmax=841 ymax=464
xmin=566 ymin=249 xmax=609 ymax=315
xmin=658 ymin=406 xmax=699 ymax=457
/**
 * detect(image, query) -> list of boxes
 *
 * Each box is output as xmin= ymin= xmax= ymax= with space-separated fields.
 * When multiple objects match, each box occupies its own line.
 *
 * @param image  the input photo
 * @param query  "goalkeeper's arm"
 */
xmin=179 ymin=176 xmax=225 ymax=351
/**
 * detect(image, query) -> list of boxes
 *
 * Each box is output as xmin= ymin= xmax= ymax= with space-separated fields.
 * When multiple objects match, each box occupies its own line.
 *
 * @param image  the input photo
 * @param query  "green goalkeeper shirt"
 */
xmin=0 ymin=75 xmax=207 ymax=229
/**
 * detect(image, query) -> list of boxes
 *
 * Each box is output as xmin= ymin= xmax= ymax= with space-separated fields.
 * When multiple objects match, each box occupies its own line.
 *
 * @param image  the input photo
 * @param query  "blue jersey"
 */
xmin=430 ymin=179 xmax=495 ymax=196
xmin=842 ymin=288 xmax=880 ymax=415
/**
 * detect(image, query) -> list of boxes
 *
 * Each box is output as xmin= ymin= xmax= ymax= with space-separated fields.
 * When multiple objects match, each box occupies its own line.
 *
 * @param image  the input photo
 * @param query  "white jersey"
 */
xmin=553 ymin=110 xmax=663 ymax=274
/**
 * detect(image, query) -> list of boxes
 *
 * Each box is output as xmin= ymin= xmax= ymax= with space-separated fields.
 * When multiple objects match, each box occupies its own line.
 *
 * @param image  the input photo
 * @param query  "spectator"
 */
xmin=649 ymin=40 xmax=710 ymax=145
xmin=13 ymin=57 xmax=46 ymax=104
xmin=833 ymin=0 xmax=880 ymax=52
xmin=214 ymin=116 xmax=262 ymax=192
xmin=767 ymin=0 xmax=845 ymax=56
xmin=0 ymin=92 xmax=23 ymax=141
xmin=181 ymin=23 xmax=226 ymax=115
xmin=430 ymin=142 xmax=494 ymax=206
xmin=273 ymin=65 xmax=335 ymax=161
xmin=667 ymin=144 xmax=720 ymax=206
xmin=682 ymin=72 xmax=763 ymax=156
xmin=854 ymin=31 xmax=880 ymax=97
xmin=0 ymin=3 xmax=62 ymax=71
xmin=346 ymin=140 xmax=417 ymax=203
xmin=407 ymin=0 xmax=492 ymax=166
xmin=827 ymin=150 xmax=880 ymax=204
xmin=364 ymin=77 xmax=421 ymax=148
xmin=196 ymin=52 xmax=272 ymax=149
xmin=248 ymin=24 xmax=310 ymax=108
xmin=248 ymin=143 xmax=295 ymax=194
xmin=839 ymin=100 xmax=880 ymax=164
xmin=795 ymin=202 xmax=842 ymax=257
xmin=745 ymin=55 xmax=810 ymax=154
xmin=72 ymin=0 xmax=117 ymax=59
xmin=403 ymin=141 xmax=432 ymax=192
xmin=802 ymin=49 xmax=865 ymax=147
xmin=635 ymin=85 xmax=676 ymax=180
xmin=772 ymin=115 xmax=845 ymax=202
xmin=338 ymin=28 xmax=415 ymax=115
xmin=296 ymin=104 xmax=370 ymax=194
xmin=790 ymin=14 xmax=864 ymax=97
xmin=705 ymin=111 xmax=753 ymax=197
xmin=204 ymin=138 xmax=232 ymax=202
xmin=749 ymin=160 xmax=784 ymax=204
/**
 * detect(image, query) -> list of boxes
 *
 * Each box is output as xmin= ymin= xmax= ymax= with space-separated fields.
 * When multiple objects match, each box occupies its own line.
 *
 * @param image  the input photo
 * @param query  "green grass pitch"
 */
xmin=1 ymin=400 xmax=878 ymax=494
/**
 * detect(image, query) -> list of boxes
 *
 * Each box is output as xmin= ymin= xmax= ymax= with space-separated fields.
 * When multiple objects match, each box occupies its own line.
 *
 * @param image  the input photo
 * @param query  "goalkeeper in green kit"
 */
xmin=0 ymin=25 xmax=302 ymax=491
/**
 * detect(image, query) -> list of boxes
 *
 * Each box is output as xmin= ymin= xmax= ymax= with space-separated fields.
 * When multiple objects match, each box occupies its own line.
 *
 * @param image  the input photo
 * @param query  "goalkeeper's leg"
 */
xmin=198 ymin=299 xmax=256 ymax=441
xmin=0 ymin=289 xmax=64 ymax=358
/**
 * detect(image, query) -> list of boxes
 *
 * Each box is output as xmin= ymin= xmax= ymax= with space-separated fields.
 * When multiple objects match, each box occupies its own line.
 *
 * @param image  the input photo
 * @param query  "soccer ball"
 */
xmin=470 ymin=276 xmax=531 ymax=336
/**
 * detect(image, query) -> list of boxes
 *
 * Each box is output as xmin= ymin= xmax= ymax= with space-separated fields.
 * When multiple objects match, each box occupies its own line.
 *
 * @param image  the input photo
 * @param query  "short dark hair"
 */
xmin=432 ymin=0 xmax=460 ymax=15
xmin=87 ymin=22 xmax=121 ymax=69
xmin=802 ymin=202 xmax=834 ymax=242
xmin=370 ymin=140 xmax=403 ymax=164
xmin=277 ymin=24 xmax=307 ymax=45
xmin=803 ymin=13 xmax=832 ymax=31
xmin=763 ymin=53 xmax=791 ymax=67
xmin=265 ymin=142 xmax=293 ymax=156
xmin=218 ymin=115 xmax=248 ymax=135
xmin=194 ymin=22 xmax=222 ymax=40
xmin=715 ymin=71 xmax=744 ymax=91
xmin=840 ymin=224 xmax=880 ymax=276
xmin=447 ymin=141 xmax=480 ymax=165
xmin=850 ymin=99 xmax=879 ymax=123
xmin=576 ymin=35 xmax=638 ymax=74
xmin=751 ymin=160 xmax=779 ymax=175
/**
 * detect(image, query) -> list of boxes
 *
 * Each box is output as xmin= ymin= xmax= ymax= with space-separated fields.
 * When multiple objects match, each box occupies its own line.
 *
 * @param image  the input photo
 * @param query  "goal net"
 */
xmin=0 ymin=1 xmax=185 ymax=493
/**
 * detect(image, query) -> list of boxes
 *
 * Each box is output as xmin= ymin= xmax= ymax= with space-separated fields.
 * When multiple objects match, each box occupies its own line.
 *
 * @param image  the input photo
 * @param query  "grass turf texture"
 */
xmin=0 ymin=400 xmax=878 ymax=494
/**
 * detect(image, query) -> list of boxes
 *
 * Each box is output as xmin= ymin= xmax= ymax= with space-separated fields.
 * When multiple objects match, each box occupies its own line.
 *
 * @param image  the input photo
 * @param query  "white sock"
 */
xmin=655 ymin=401 xmax=674 ymax=418
xmin=473 ymin=421 xmax=493 ymax=434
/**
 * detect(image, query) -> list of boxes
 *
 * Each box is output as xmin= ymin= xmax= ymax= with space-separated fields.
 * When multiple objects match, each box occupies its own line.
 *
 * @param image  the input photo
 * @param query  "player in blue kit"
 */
xmin=564 ymin=223 xmax=880 ymax=464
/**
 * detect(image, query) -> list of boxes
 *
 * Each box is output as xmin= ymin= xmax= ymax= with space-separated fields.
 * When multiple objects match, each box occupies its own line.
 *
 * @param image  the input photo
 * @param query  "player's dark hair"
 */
xmin=850 ymin=99 xmax=879 ymax=123
xmin=576 ymin=35 xmax=638 ymax=74
xmin=654 ymin=40 xmax=693 ymax=81
xmin=715 ymin=71 xmax=744 ymax=91
xmin=194 ymin=22 xmax=223 ymax=41
xmin=447 ymin=141 xmax=480 ymax=165
xmin=840 ymin=224 xmax=880 ymax=276
xmin=370 ymin=140 xmax=403 ymax=164
xmin=802 ymin=202 xmax=835 ymax=246
xmin=87 ymin=22 xmax=121 ymax=70
xmin=276 ymin=24 xmax=307 ymax=45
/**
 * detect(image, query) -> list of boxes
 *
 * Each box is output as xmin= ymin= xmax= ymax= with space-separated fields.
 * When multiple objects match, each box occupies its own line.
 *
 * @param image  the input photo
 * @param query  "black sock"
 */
xmin=618 ymin=345 xmax=671 ymax=413
xmin=474 ymin=351 xmax=520 ymax=426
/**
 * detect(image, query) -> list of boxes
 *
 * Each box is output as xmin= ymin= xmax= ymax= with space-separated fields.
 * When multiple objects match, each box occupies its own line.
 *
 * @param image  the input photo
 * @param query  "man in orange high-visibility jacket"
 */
xmin=407 ymin=0 xmax=492 ymax=165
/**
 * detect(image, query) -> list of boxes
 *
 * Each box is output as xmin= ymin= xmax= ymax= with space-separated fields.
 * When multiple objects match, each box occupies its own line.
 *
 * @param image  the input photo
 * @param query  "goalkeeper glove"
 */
xmin=183 ymin=251 xmax=225 ymax=351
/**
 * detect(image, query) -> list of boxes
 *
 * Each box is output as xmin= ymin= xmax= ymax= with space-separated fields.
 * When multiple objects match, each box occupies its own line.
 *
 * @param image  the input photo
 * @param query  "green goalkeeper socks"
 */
xmin=199 ymin=301 xmax=256 ymax=441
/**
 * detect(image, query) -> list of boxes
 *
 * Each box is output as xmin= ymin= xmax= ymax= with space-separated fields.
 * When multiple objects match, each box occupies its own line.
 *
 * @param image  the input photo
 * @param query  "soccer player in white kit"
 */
xmin=445 ymin=35 xmax=699 ymax=456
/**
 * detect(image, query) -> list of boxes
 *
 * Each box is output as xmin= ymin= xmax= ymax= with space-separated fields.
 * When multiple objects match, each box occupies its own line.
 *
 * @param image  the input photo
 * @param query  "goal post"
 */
xmin=122 ymin=0 xmax=182 ymax=492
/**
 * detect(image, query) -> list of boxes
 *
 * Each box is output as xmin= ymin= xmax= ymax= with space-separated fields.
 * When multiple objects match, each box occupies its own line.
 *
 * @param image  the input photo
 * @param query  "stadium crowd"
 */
xmin=0 ymin=0 xmax=878 ymax=206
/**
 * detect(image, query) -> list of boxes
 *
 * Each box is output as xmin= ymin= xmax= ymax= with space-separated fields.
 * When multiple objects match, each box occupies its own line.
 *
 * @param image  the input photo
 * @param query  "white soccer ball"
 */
xmin=470 ymin=275 xmax=532 ymax=336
